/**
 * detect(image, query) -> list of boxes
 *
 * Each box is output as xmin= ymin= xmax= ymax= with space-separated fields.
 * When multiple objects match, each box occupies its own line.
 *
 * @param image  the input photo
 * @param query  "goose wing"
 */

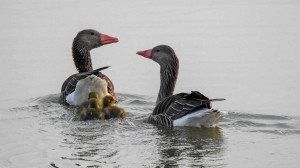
xmin=59 ymin=66 xmax=110 ymax=105
xmin=96 ymin=72 xmax=117 ymax=102
xmin=150 ymin=91 xmax=225 ymax=127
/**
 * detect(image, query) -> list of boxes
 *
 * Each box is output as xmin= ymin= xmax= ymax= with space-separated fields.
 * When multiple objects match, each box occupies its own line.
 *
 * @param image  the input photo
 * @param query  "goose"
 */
xmin=59 ymin=29 xmax=118 ymax=105
xmin=100 ymin=95 xmax=126 ymax=119
xmin=136 ymin=45 xmax=226 ymax=128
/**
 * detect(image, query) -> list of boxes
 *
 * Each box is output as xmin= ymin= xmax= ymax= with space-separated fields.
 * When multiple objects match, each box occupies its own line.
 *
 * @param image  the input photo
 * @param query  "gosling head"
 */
xmin=88 ymin=92 xmax=100 ymax=100
xmin=102 ymin=95 xmax=115 ymax=107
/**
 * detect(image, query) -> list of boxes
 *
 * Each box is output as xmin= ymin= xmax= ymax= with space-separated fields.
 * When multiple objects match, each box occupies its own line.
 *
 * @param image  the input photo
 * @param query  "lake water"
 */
xmin=1 ymin=0 xmax=300 ymax=167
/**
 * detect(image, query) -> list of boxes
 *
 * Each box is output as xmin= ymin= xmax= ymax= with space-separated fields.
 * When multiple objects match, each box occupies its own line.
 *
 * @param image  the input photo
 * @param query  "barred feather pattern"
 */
xmin=72 ymin=39 xmax=93 ymax=72
xmin=59 ymin=67 xmax=114 ymax=105
xmin=156 ymin=53 xmax=179 ymax=105
xmin=149 ymin=91 xmax=217 ymax=127
xmin=148 ymin=114 xmax=173 ymax=128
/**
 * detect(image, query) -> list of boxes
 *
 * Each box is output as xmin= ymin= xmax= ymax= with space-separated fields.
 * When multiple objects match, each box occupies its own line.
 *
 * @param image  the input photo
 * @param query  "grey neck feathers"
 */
xmin=156 ymin=57 xmax=179 ymax=105
xmin=72 ymin=39 xmax=93 ymax=72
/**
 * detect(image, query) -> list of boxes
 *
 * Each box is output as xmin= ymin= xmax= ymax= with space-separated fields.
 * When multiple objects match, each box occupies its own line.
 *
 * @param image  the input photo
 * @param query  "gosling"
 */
xmin=78 ymin=92 xmax=102 ymax=121
xmin=100 ymin=95 xmax=126 ymax=119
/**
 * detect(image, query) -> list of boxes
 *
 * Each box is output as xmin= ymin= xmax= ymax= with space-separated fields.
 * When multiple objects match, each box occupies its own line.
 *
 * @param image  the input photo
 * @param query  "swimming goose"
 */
xmin=137 ymin=45 xmax=225 ymax=128
xmin=59 ymin=29 xmax=118 ymax=105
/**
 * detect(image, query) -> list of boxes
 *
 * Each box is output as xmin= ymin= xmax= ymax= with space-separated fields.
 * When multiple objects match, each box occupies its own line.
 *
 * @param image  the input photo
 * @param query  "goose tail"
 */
xmin=91 ymin=66 xmax=110 ymax=75
xmin=173 ymin=109 xmax=227 ymax=128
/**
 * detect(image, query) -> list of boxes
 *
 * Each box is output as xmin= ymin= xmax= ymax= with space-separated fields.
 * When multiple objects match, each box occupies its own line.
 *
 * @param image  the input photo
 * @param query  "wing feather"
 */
xmin=59 ymin=66 xmax=114 ymax=105
xmin=149 ymin=91 xmax=225 ymax=127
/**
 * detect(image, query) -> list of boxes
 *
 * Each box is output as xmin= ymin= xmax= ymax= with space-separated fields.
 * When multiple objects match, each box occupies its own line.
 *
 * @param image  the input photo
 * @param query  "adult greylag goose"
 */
xmin=59 ymin=29 xmax=118 ymax=105
xmin=137 ymin=45 xmax=226 ymax=128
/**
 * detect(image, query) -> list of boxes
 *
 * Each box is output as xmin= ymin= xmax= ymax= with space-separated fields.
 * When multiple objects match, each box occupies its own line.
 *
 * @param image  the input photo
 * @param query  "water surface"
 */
xmin=1 ymin=94 xmax=300 ymax=167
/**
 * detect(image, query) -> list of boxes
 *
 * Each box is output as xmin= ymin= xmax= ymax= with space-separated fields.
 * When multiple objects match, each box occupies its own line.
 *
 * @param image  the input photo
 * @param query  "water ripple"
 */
xmin=3 ymin=93 xmax=300 ymax=167
xmin=221 ymin=111 xmax=300 ymax=135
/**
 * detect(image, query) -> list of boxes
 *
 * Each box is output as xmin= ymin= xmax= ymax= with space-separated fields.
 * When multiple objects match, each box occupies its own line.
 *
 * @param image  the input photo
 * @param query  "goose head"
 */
xmin=74 ymin=29 xmax=119 ymax=50
xmin=72 ymin=29 xmax=118 ymax=72
xmin=136 ymin=45 xmax=178 ymax=67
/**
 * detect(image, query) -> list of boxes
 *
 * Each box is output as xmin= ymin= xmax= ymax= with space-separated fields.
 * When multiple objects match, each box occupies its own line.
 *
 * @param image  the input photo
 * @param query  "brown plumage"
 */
xmin=59 ymin=29 xmax=118 ymax=105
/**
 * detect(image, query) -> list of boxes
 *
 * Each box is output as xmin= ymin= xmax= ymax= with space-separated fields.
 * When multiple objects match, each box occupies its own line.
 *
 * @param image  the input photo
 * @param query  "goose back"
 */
xmin=148 ymin=91 xmax=223 ymax=127
xmin=59 ymin=66 xmax=116 ymax=105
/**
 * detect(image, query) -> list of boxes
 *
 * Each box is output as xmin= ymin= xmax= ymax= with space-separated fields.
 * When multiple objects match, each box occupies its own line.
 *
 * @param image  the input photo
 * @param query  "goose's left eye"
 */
xmin=156 ymin=49 xmax=160 ymax=52
xmin=91 ymin=32 xmax=94 ymax=35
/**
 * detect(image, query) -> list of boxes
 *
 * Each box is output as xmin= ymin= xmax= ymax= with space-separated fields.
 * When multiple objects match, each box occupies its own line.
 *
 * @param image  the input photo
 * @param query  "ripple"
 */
xmin=248 ymin=129 xmax=300 ymax=135
xmin=226 ymin=112 xmax=291 ymax=121
xmin=127 ymin=100 xmax=150 ymax=105
xmin=4 ymin=93 xmax=300 ymax=167
xmin=221 ymin=111 xmax=300 ymax=136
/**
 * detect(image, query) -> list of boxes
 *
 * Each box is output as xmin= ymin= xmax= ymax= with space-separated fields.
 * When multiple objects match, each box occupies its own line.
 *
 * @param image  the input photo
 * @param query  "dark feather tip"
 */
xmin=210 ymin=98 xmax=226 ymax=101
xmin=93 ymin=66 xmax=111 ymax=74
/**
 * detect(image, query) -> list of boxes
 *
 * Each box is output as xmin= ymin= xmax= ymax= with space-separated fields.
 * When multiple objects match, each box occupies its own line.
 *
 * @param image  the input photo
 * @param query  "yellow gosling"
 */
xmin=102 ymin=106 xmax=126 ymax=118
xmin=101 ymin=95 xmax=126 ymax=119
xmin=88 ymin=92 xmax=99 ymax=100
xmin=101 ymin=95 xmax=115 ymax=107
xmin=99 ymin=111 xmax=107 ymax=120
xmin=78 ymin=92 xmax=100 ymax=113
xmin=79 ymin=93 xmax=102 ymax=121
xmin=88 ymin=98 xmax=101 ymax=109
xmin=79 ymin=93 xmax=126 ymax=120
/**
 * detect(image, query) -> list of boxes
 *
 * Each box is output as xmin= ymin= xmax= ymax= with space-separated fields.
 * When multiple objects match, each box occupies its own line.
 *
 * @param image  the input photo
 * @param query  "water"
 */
xmin=1 ymin=0 xmax=300 ymax=167
xmin=1 ymin=94 xmax=299 ymax=167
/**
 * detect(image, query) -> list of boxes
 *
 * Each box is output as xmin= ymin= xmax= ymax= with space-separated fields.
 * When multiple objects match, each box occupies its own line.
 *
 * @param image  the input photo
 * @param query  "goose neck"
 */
xmin=72 ymin=40 xmax=93 ymax=72
xmin=156 ymin=62 xmax=179 ymax=105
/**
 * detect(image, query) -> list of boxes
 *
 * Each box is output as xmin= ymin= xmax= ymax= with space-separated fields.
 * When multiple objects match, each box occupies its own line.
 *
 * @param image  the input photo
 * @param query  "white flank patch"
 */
xmin=173 ymin=109 xmax=227 ymax=128
xmin=66 ymin=75 xmax=109 ymax=106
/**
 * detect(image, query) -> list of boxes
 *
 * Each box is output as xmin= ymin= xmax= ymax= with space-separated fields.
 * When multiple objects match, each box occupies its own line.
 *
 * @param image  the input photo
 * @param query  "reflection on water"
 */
xmin=1 ymin=93 xmax=300 ymax=167
xmin=32 ymin=94 xmax=226 ymax=167
xmin=155 ymin=127 xmax=224 ymax=167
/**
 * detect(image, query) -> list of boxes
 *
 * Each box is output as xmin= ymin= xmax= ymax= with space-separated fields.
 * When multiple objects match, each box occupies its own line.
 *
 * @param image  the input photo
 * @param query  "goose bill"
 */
xmin=100 ymin=33 xmax=119 ymax=45
xmin=136 ymin=49 xmax=152 ymax=58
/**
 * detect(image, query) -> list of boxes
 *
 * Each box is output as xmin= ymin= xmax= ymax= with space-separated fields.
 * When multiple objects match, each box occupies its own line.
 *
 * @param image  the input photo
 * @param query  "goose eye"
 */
xmin=91 ymin=32 xmax=94 ymax=35
xmin=156 ymin=49 xmax=160 ymax=52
